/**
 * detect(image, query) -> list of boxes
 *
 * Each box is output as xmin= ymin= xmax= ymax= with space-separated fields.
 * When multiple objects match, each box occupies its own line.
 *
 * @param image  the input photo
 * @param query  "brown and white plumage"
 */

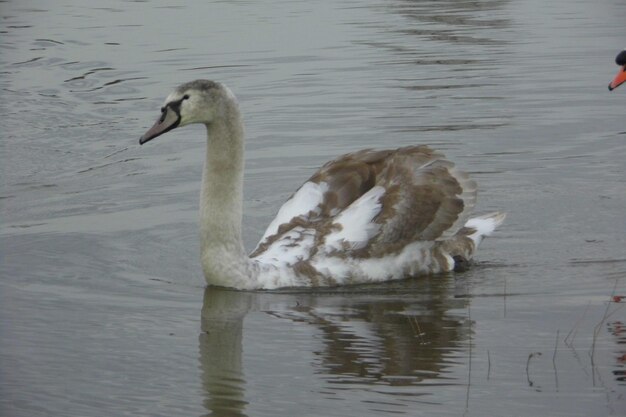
xmin=140 ymin=80 xmax=505 ymax=290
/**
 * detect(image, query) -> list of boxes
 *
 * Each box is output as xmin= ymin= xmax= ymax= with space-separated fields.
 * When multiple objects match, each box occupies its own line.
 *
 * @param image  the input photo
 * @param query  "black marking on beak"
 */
xmin=139 ymin=95 xmax=189 ymax=145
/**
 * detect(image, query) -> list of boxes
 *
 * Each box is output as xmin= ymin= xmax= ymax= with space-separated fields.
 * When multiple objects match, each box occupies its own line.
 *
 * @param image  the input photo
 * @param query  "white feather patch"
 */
xmin=312 ymin=240 xmax=441 ymax=282
xmin=323 ymin=185 xmax=385 ymax=252
xmin=253 ymin=226 xmax=316 ymax=266
xmin=465 ymin=212 xmax=506 ymax=247
xmin=354 ymin=241 xmax=443 ymax=278
xmin=259 ymin=181 xmax=329 ymax=243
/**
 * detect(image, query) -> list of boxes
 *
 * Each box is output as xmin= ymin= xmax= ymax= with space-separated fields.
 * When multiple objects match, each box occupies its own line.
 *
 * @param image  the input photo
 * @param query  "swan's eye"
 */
xmin=158 ymin=108 xmax=167 ymax=122
xmin=183 ymin=94 xmax=190 ymax=100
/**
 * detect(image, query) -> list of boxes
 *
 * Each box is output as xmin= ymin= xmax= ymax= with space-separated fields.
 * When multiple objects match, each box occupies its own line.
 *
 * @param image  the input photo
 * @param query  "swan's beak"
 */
xmin=139 ymin=106 xmax=181 ymax=145
xmin=608 ymin=66 xmax=626 ymax=91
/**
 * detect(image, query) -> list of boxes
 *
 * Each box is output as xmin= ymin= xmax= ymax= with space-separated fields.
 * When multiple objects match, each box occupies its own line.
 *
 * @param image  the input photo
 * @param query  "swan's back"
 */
xmin=250 ymin=145 xmax=493 ymax=286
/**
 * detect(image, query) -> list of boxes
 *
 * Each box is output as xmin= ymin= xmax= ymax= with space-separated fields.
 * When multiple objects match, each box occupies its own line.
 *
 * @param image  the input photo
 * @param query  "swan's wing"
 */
xmin=251 ymin=146 xmax=476 ymax=262
xmin=250 ymin=148 xmax=392 ymax=258
xmin=319 ymin=146 xmax=477 ymax=258
xmin=373 ymin=149 xmax=477 ymax=244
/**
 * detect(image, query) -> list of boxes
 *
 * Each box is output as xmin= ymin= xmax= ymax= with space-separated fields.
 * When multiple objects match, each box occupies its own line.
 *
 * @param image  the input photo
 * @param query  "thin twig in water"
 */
xmin=553 ymin=329 xmax=559 ymax=391
xmin=487 ymin=349 xmax=491 ymax=380
xmin=526 ymin=352 xmax=542 ymax=387
xmin=465 ymin=303 xmax=472 ymax=412
xmin=591 ymin=280 xmax=619 ymax=357
xmin=564 ymin=301 xmax=591 ymax=347
xmin=408 ymin=316 xmax=427 ymax=345
xmin=503 ymin=277 xmax=507 ymax=318
xmin=591 ymin=279 xmax=622 ymax=385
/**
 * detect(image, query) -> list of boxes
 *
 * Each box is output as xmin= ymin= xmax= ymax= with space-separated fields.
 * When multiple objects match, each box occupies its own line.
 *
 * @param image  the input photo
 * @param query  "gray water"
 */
xmin=1 ymin=0 xmax=625 ymax=416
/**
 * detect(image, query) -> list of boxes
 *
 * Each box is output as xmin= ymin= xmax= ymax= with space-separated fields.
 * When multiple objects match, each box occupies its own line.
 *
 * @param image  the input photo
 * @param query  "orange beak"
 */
xmin=608 ymin=65 xmax=626 ymax=91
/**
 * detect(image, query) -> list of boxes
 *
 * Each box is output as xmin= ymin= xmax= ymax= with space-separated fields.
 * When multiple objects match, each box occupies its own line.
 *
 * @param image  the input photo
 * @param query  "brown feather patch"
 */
xmin=252 ymin=145 xmax=477 ymax=268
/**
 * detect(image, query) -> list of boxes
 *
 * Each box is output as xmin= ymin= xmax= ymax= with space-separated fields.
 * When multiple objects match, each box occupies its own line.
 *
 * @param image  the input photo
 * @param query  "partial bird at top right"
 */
xmin=608 ymin=49 xmax=626 ymax=91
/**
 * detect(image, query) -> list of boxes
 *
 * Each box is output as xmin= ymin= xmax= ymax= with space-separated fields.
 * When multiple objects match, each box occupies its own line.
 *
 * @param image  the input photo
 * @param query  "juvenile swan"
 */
xmin=140 ymin=80 xmax=505 ymax=290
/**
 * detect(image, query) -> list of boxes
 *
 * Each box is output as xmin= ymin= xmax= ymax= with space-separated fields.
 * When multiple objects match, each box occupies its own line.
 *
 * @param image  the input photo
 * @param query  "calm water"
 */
xmin=1 ymin=0 xmax=625 ymax=416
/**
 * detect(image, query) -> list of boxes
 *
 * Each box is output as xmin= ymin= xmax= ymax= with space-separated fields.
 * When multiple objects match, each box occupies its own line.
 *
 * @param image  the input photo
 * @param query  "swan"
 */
xmin=608 ymin=49 xmax=626 ymax=91
xmin=139 ymin=80 xmax=505 ymax=290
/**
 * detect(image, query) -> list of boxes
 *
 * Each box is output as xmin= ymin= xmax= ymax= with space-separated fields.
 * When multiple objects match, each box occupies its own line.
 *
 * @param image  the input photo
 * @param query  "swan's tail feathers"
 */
xmin=465 ymin=212 xmax=506 ymax=248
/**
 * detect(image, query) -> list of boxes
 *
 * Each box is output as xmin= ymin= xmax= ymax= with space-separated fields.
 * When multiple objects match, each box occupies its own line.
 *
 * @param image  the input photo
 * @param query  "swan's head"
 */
xmin=139 ymin=80 xmax=237 ymax=144
xmin=608 ymin=49 xmax=626 ymax=91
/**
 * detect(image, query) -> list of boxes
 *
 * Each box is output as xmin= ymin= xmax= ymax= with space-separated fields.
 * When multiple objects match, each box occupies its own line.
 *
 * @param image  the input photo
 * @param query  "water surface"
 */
xmin=1 ymin=0 xmax=625 ymax=416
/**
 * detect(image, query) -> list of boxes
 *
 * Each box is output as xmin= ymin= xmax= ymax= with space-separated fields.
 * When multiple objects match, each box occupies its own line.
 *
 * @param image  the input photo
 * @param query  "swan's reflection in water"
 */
xmin=199 ymin=289 xmax=252 ymax=417
xmin=199 ymin=278 xmax=470 ymax=416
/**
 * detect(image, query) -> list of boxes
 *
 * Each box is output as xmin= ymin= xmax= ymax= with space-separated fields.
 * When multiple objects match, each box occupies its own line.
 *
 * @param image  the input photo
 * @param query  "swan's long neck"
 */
xmin=199 ymin=100 xmax=256 ymax=288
